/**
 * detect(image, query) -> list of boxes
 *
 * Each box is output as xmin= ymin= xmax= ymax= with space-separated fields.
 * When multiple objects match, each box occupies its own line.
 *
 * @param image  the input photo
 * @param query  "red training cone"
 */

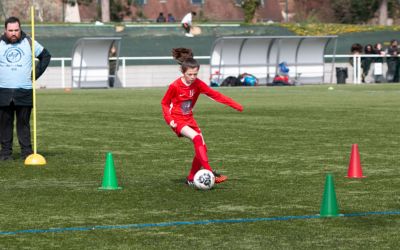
xmin=346 ymin=144 xmax=366 ymax=178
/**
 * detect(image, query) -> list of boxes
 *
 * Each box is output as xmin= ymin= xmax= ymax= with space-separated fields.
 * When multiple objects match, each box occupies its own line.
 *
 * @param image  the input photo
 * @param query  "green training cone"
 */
xmin=98 ymin=152 xmax=122 ymax=190
xmin=320 ymin=174 xmax=339 ymax=217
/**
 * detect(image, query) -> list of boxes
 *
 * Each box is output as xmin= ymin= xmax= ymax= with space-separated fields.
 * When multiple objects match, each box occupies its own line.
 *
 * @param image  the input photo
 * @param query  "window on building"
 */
xmin=134 ymin=0 xmax=147 ymax=5
xmin=191 ymin=0 xmax=204 ymax=5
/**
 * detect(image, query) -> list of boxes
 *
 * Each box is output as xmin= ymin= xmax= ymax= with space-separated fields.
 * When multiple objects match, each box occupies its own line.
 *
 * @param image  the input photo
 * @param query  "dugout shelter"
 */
xmin=210 ymin=36 xmax=337 ymax=85
xmin=71 ymin=37 xmax=122 ymax=88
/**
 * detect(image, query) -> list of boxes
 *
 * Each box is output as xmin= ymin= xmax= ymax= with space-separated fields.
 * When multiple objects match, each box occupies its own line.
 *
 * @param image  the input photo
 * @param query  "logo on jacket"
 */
xmin=5 ymin=47 xmax=23 ymax=63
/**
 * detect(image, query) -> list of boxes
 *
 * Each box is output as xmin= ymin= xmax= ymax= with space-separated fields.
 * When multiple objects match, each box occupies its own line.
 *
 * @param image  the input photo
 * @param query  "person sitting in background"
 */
xmin=167 ymin=13 xmax=176 ymax=22
xmin=272 ymin=62 xmax=291 ymax=86
xmin=239 ymin=73 xmax=258 ymax=86
xmin=156 ymin=12 xmax=166 ymax=23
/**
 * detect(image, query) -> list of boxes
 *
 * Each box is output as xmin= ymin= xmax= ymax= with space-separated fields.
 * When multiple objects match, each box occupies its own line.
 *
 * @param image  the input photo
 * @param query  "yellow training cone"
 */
xmin=24 ymin=153 xmax=47 ymax=166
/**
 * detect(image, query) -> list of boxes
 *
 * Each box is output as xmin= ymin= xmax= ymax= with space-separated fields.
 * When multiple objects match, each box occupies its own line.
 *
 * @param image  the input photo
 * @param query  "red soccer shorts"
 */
xmin=172 ymin=115 xmax=201 ymax=137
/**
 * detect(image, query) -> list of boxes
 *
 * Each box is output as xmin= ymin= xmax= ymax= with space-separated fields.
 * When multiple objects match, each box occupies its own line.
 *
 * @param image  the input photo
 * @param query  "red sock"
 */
xmin=193 ymin=135 xmax=212 ymax=171
xmin=187 ymin=156 xmax=202 ymax=181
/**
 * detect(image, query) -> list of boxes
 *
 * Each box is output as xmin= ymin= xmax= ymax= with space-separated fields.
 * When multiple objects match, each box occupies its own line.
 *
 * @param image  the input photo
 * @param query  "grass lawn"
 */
xmin=0 ymin=84 xmax=399 ymax=249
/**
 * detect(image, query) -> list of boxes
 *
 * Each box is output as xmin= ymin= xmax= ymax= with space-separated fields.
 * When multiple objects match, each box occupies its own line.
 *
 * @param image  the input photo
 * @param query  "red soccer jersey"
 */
xmin=161 ymin=77 xmax=243 ymax=125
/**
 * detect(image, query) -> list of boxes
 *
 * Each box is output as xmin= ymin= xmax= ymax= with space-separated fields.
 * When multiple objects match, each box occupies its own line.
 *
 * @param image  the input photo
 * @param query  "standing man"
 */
xmin=0 ymin=16 xmax=51 ymax=161
xmin=181 ymin=11 xmax=196 ymax=37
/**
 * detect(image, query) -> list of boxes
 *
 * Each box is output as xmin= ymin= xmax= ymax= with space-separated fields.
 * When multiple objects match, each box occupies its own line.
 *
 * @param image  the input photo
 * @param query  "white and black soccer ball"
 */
xmin=193 ymin=169 xmax=215 ymax=190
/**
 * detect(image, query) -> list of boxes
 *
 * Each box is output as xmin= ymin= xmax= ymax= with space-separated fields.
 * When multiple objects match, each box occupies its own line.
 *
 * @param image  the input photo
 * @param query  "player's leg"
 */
xmin=186 ymin=156 xmax=201 ymax=185
xmin=181 ymin=126 xmax=212 ymax=171
xmin=182 ymin=23 xmax=190 ymax=33
xmin=0 ymin=105 xmax=15 ymax=160
xmin=180 ymin=125 xmax=197 ymax=140
xmin=179 ymin=126 xmax=202 ymax=185
xmin=180 ymin=126 xmax=227 ymax=183
xmin=15 ymin=106 xmax=33 ymax=158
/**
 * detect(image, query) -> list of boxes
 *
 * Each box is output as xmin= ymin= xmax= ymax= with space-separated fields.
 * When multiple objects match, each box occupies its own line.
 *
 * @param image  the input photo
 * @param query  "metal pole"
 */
xmin=122 ymin=58 xmax=126 ymax=87
xmin=61 ymin=58 xmax=65 ymax=88
xmin=31 ymin=6 xmax=37 ymax=154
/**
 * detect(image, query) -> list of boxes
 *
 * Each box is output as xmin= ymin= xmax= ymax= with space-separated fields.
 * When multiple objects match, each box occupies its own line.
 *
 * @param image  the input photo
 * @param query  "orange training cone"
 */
xmin=346 ymin=144 xmax=366 ymax=178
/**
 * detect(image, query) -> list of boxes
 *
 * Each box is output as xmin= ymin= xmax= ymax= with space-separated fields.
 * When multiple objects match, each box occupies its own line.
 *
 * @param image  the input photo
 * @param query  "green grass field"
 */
xmin=0 ymin=84 xmax=399 ymax=249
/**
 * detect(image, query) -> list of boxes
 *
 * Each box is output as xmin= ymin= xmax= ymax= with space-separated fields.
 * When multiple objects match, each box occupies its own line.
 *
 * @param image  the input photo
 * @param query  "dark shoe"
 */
xmin=21 ymin=150 xmax=33 ymax=160
xmin=21 ymin=153 xmax=32 ymax=160
xmin=0 ymin=155 xmax=13 ymax=161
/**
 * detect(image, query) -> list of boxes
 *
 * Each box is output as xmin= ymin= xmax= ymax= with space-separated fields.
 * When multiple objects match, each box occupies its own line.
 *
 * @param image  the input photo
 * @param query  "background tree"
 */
xmin=293 ymin=0 xmax=336 ymax=23
xmin=379 ymin=0 xmax=388 ymax=25
xmin=331 ymin=0 xmax=380 ymax=24
xmin=101 ymin=0 xmax=110 ymax=22
xmin=331 ymin=0 xmax=400 ymax=24
xmin=241 ymin=0 xmax=261 ymax=23
xmin=292 ymin=0 xmax=400 ymax=24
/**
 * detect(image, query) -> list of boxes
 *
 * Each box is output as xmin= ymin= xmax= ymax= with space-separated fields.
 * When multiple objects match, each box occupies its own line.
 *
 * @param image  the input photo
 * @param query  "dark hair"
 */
xmin=181 ymin=58 xmax=200 ymax=72
xmin=350 ymin=43 xmax=363 ymax=54
xmin=172 ymin=47 xmax=200 ymax=71
xmin=5 ymin=16 xmax=20 ymax=29
xmin=192 ymin=11 xmax=197 ymax=16
xmin=364 ymin=44 xmax=373 ymax=53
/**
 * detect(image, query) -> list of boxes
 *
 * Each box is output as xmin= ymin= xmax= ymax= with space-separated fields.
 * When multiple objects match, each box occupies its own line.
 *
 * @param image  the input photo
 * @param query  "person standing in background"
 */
xmin=0 ymin=16 xmax=51 ymax=161
xmin=373 ymin=42 xmax=385 ymax=83
xmin=361 ymin=44 xmax=374 ymax=83
xmin=181 ymin=11 xmax=196 ymax=37
xmin=386 ymin=39 xmax=399 ymax=82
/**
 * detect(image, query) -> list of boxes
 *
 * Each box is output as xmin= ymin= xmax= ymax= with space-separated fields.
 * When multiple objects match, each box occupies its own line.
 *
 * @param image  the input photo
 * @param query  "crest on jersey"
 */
xmin=189 ymin=89 xmax=195 ymax=97
xmin=5 ymin=47 xmax=23 ymax=63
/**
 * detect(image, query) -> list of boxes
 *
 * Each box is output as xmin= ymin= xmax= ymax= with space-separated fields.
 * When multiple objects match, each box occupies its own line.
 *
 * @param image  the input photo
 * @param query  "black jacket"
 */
xmin=0 ymin=31 xmax=51 ymax=106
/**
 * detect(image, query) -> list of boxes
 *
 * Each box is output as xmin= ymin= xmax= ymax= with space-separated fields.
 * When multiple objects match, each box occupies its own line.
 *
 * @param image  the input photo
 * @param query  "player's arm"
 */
xmin=199 ymin=81 xmax=243 ymax=112
xmin=161 ymin=85 xmax=176 ymax=126
xmin=35 ymin=48 xmax=51 ymax=80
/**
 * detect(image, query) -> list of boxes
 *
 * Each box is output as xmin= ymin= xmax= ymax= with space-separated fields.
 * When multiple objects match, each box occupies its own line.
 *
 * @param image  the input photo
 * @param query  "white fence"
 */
xmin=37 ymin=54 xmax=393 ymax=89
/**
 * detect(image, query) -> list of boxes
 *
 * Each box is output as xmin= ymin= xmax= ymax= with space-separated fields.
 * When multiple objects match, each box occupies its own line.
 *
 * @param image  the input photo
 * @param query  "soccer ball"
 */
xmin=193 ymin=169 xmax=215 ymax=190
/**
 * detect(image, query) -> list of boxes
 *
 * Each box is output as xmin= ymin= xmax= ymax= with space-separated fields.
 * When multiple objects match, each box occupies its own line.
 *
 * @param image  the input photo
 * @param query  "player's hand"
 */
xmin=170 ymin=120 xmax=177 ymax=128
xmin=236 ymin=105 xmax=243 ymax=112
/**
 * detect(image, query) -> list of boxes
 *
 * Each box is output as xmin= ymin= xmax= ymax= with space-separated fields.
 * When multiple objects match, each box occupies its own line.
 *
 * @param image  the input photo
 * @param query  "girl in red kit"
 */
xmin=161 ymin=48 xmax=243 ymax=186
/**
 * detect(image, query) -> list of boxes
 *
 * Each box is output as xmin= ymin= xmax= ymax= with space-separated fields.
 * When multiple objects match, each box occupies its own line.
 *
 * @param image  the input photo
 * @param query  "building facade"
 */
xmin=0 ymin=0 xmax=285 ymax=23
xmin=127 ymin=0 xmax=283 ymax=22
